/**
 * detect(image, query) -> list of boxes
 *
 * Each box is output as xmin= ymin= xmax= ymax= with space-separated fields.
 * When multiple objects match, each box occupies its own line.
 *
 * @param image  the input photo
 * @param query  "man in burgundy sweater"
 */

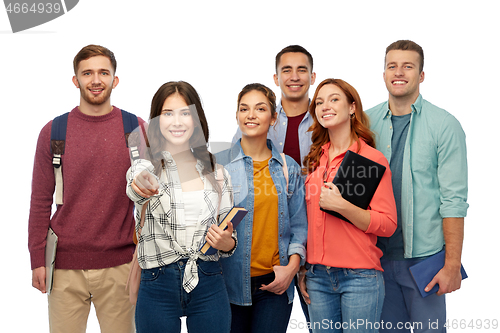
xmin=28 ymin=45 xmax=144 ymax=333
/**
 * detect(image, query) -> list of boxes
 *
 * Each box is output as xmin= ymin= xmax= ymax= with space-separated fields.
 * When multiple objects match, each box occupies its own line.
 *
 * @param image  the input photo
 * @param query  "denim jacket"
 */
xmin=215 ymin=139 xmax=307 ymax=305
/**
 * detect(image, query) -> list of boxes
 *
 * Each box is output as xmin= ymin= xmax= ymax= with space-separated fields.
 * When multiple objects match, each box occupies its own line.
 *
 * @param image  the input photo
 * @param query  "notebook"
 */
xmin=320 ymin=150 xmax=386 ymax=223
xmin=409 ymin=249 xmax=468 ymax=298
xmin=45 ymin=228 xmax=58 ymax=295
xmin=199 ymin=206 xmax=247 ymax=255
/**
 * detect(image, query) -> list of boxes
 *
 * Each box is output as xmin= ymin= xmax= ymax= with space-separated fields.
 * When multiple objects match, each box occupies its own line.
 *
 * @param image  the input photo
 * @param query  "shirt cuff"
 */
xmin=219 ymin=230 xmax=238 ymax=258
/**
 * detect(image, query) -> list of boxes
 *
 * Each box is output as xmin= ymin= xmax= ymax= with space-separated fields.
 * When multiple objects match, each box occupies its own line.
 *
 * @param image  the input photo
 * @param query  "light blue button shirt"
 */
xmin=366 ymin=95 xmax=468 ymax=258
xmin=232 ymin=100 xmax=313 ymax=168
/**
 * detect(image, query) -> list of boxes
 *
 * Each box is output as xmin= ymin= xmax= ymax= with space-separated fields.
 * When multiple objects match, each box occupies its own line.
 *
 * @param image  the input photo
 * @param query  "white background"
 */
xmin=1 ymin=0 xmax=499 ymax=332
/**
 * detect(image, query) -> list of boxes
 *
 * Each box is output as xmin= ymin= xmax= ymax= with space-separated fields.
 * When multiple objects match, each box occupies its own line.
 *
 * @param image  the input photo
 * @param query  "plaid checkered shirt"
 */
xmin=126 ymin=151 xmax=235 ymax=292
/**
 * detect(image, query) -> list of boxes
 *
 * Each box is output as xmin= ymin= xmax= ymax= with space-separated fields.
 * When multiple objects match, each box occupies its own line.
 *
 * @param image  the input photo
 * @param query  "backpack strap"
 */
xmin=280 ymin=153 xmax=288 ymax=193
xmin=50 ymin=112 xmax=69 ymax=205
xmin=49 ymin=110 xmax=140 ymax=205
xmin=121 ymin=109 xmax=140 ymax=161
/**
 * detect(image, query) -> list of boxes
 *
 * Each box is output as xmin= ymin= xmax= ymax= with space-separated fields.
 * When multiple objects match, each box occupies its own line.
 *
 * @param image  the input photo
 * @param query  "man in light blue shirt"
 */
xmin=366 ymin=40 xmax=468 ymax=332
xmin=233 ymin=45 xmax=316 ymax=168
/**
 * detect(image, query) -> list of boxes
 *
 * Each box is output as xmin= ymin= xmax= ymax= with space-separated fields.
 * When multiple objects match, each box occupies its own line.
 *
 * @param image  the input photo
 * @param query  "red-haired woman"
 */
xmin=298 ymin=79 xmax=397 ymax=333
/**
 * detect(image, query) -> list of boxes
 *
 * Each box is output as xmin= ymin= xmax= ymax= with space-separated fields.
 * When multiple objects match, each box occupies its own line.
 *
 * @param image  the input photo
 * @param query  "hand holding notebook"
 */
xmin=45 ymin=228 xmax=58 ymax=295
xmin=320 ymin=150 xmax=386 ymax=224
xmin=199 ymin=206 xmax=247 ymax=255
xmin=409 ymin=250 xmax=467 ymax=298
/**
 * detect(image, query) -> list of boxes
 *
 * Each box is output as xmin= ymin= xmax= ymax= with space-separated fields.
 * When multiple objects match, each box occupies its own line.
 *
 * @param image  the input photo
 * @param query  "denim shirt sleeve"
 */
xmin=284 ymin=156 xmax=308 ymax=266
xmin=216 ymin=166 xmax=238 ymax=258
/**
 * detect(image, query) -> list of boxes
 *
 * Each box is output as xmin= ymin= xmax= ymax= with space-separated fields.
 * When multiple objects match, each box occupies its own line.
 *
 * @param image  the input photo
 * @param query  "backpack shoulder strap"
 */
xmin=280 ymin=153 xmax=288 ymax=192
xmin=50 ymin=112 xmax=69 ymax=155
xmin=50 ymin=112 xmax=69 ymax=205
xmin=49 ymin=110 xmax=140 ymax=205
xmin=121 ymin=109 xmax=139 ymax=140
xmin=121 ymin=109 xmax=140 ymax=161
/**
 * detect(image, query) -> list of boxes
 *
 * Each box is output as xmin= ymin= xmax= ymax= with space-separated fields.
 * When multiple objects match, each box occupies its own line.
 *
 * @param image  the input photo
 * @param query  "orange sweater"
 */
xmin=250 ymin=158 xmax=280 ymax=277
xmin=305 ymin=139 xmax=397 ymax=271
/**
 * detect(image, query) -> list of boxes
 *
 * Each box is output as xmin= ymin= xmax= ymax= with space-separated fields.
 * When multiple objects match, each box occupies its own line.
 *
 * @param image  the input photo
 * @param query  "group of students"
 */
xmin=29 ymin=41 xmax=468 ymax=333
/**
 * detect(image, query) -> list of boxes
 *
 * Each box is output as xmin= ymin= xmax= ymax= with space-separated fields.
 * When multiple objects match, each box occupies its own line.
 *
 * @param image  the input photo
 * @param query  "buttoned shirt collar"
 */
xmin=383 ymin=94 xmax=424 ymax=119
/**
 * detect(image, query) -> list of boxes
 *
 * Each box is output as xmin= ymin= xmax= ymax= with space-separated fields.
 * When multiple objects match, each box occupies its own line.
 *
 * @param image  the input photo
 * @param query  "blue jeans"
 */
xmin=380 ymin=259 xmax=446 ymax=333
xmin=295 ymin=276 xmax=313 ymax=333
xmin=230 ymin=272 xmax=293 ymax=333
xmin=135 ymin=259 xmax=230 ymax=333
xmin=305 ymin=265 xmax=385 ymax=333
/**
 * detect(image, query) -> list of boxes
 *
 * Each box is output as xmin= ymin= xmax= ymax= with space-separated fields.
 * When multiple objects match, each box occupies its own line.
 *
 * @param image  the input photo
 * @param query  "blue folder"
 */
xmin=409 ymin=249 xmax=467 ymax=298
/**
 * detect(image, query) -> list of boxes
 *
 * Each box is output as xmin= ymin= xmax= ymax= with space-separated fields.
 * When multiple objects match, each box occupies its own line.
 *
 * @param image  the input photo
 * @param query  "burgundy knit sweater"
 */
xmin=28 ymin=106 xmax=144 ymax=270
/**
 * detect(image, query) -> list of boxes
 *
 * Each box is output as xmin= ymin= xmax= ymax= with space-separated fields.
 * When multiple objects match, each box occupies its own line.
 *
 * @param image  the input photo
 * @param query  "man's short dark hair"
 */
xmin=73 ymin=44 xmax=117 ymax=75
xmin=275 ymin=45 xmax=313 ymax=73
xmin=385 ymin=40 xmax=424 ymax=73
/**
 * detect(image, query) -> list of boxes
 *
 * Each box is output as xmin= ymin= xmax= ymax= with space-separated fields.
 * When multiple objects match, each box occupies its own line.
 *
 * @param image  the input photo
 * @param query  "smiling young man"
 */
xmin=233 ymin=45 xmax=316 ymax=168
xmin=366 ymin=40 xmax=468 ymax=332
xmin=72 ymin=54 xmax=119 ymax=113
xmin=28 ymin=45 xmax=144 ymax=333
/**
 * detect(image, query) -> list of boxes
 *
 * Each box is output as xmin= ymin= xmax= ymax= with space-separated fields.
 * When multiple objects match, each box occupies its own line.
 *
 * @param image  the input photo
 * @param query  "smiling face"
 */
xmin=383 ymin=50 xmax=425 ymax=102
xmin=273 ymin=52 xmax=316 ymax=102
xmin=314 ymin=84 xmax=355 ymax=131
xmin=159 ymin=93 xmax=195 ymax=152
xmin=72 ymin=55 xmax=118 ymax=107
xmin=237 ymin=90 xmax=276 ymax=140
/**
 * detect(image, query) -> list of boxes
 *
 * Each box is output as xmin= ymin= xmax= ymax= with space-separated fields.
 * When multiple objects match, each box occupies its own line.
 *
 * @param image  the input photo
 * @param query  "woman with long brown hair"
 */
xmin=215 ymin=83 xmax=307 ymax=333
xmin=298 ymin=79 xmax=397 ymax=333
xmin=126 ymin=81 xmax=235 ymax=333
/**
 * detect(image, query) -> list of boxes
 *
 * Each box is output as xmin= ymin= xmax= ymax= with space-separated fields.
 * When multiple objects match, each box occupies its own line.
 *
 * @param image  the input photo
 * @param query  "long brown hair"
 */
xmin=303 ymin=78 xmax=375 ymax=174
xmin=147 ymin=81 xmax=219 ymax=191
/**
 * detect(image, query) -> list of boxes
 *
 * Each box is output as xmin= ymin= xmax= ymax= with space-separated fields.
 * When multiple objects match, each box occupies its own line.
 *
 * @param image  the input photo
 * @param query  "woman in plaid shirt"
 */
xmin=126 ymin=81 xmax=236 ymax=333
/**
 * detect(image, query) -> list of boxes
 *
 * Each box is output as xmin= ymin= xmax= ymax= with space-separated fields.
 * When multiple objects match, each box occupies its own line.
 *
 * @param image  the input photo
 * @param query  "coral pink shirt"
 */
xmin=305 ymin=139 xmax=397 ymax=271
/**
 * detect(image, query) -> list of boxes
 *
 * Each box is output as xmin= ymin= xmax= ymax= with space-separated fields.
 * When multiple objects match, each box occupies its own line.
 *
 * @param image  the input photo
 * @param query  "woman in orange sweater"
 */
xmin=298 ymin=79 xmax=397 ymax=333
xmin=216 ymin=83 xmax=307 ymax=333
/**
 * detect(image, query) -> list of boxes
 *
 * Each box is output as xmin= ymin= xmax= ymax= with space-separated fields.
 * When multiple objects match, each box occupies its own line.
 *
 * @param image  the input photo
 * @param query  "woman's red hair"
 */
xmin=303 ymin=78 xmax=375 ymax=174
